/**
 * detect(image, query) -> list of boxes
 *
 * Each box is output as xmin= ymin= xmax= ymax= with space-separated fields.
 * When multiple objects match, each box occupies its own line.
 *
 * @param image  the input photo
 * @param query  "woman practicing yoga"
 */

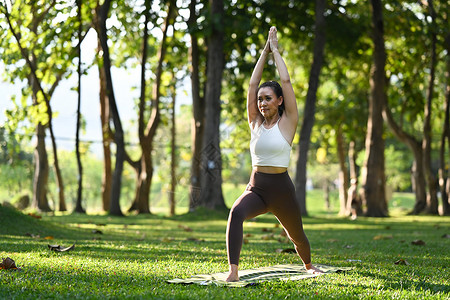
xmin=225 ymin=26 xmax=323 ymax=282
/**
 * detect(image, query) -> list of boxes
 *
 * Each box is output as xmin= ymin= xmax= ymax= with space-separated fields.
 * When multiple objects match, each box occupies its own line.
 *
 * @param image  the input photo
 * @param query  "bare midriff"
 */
xmin=253 ymin=166 xmax=287 ymax=174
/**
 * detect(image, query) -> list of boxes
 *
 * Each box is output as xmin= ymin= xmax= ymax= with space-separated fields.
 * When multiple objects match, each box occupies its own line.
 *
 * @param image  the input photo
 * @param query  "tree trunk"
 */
xmin=4 ymin=7 xmax=64 ymax=212
xmin=361 ymin=0 xmax=387 ymax=217
xmin=97 ymin=0 xmax=125 ymax=216
xmin=170 ymin=79 xmax=177 ymax=216
xmin=336 ymin=124 xmax=349 ymax=216
xmin=133 ymin=0 xmax=174 ymax=214
xmin=323 ymin=179 xmax=330 ymax=211
xmin=422 ymin=0 xmax=439 ymax=214
xmin=382 ymin=94 xmax=427 ymax=213
xmin=346 ymin=140 xmax=359 ymax=215
xmin=92 ymin=8 xmax=113 ymax=212
xmin=294 ymin=0 xmax=326 ymax=216
xmin=127 ymin=157 xmax=142 ymax=212
xmin=135 ymin=152 xmax=152 ymax=214
xmin=197 ymin=0 xmax=226 ymax=210
xmin=98 ymin=45 xmax=112 ymax=212
xmin=133 ymin=1 xmax=153 ymax=214
xmin=410 ymin=146 xmax=428 ymax=214
xmin=348 ymin=141 xmax=358 ymax=180
xmin=74 ymin=0 xmax=85 ymax=214
xmin=31 ymin=60 xmax=51 ymax=212
xmin=188 ymin=0 xmax=205 ymax=211
xmin=439 ymin=33 xmax=450 ymax=215
xmin=33 ymin=123 xmax=51 ymax=212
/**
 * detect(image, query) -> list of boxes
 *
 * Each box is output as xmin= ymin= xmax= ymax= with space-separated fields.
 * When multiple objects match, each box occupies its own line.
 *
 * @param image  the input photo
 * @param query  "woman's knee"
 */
xmin=228 ymin=205 xmax=246 ymax=223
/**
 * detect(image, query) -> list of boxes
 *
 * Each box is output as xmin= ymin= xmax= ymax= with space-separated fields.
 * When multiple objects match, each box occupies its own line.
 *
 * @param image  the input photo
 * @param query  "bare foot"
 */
xmin=305 ymin=264 xmax=324 ymax=274
xmin=225 ymin=264 xmax=239 ymax=282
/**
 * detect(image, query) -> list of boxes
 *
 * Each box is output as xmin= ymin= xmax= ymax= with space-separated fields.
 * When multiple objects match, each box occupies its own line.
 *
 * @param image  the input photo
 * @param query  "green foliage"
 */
xmin=385 ymin=0 xmax=448 ymax=140
xmin=1 ymin=0 xmax=449 ymax=216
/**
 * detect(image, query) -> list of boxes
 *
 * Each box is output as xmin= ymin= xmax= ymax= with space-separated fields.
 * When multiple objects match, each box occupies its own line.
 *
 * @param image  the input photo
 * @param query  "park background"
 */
xmin=0 ymin=0 xmax=449 ymax=298
xmin=0 ymin=0 xmax=448 ymax=217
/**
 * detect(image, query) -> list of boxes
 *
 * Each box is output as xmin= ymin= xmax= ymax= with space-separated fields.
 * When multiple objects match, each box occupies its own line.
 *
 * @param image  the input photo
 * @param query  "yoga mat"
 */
xmin=167 ymin=264 xmax=353 ymax=287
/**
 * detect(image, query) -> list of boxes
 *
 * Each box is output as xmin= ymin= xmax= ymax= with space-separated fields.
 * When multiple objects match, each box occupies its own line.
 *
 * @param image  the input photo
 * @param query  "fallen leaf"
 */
xmin=48 ymin=243 xmax=75 ymax=252
xmin=261 ymin=234 xmax=274 ymax=240
xmin=275 ymin=248 xmax=296 ymax=254
xmin=178 ymin=225 xmax=193 ymax=232
xmin=261 ymin=228 xmax=272 ymax=232
xmin=394 ymin=259 xmax=409 ymax=265
xmin=27 ymin=213 xmax=41 ymax=219
xmin=92 ymin=229 xmax=103 ymax=234
xmin=411 ymin=240 xmax=425 ymax=246
xmin=44 ymin=236 xmax=54 ymax=240
xmin=0 ymin=257 xmax=21 ymax=270
xmin=243 ymin=233 xmax=252 ymax=238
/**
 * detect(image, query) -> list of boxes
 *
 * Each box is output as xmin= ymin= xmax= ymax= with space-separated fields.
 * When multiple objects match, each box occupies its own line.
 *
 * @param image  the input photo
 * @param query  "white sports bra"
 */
xmin=250 ymin=119 xmax=292 ymax=168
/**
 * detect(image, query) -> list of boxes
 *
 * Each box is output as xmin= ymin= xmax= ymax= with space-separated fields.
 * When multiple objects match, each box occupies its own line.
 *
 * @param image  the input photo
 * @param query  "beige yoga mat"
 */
xmin=167 ymin=264 xmax=353 ymax=287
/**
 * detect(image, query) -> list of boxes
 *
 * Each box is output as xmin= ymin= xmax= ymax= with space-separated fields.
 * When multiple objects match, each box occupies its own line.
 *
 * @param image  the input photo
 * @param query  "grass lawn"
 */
xmin=0 ymin=190 xmax=449 ymax=299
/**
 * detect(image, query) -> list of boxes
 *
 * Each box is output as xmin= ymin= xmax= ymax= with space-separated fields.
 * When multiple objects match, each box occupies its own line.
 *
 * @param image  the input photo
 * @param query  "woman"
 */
xmin=225 ymin=26 xmax=322 ymax=282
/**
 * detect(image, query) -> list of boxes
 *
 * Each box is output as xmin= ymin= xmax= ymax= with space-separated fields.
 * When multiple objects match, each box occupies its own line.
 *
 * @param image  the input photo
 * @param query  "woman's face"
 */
xmin=257 ymin=87 xmax=282 ymax=118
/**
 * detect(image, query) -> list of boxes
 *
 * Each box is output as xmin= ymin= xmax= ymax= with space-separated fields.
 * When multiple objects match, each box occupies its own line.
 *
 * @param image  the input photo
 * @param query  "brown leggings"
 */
xmin=226 ymin=171 xmax=311 ymax=266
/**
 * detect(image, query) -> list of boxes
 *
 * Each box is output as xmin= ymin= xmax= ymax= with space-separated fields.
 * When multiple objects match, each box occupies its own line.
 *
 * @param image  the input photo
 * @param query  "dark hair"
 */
xmin=257 ymin=81 xmax=285 ymax=116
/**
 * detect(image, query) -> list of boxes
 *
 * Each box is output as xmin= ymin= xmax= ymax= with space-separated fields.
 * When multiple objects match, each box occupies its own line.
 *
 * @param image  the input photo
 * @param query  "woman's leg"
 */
xmin=273 ymin=200 xmax=323 ymax=273
xmin=273 ymin=202 xmax=311 ymax=265
xmin=226 ymin=190 xmax=267 ymax=281
xmin=263 ymin=173 xmax=320 ymax=272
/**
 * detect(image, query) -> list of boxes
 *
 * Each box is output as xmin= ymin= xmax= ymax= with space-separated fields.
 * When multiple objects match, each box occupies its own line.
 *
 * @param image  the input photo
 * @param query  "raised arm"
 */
xmin=269 ymin=27 xmax=299 ymax=142
xmin=247 ymin=36 xmax=270 ymax=127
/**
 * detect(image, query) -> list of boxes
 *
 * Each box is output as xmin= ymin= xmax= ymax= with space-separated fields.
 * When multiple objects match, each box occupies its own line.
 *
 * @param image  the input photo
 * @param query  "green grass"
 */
xmin=0 ymin=191 xmax=449 ymax=299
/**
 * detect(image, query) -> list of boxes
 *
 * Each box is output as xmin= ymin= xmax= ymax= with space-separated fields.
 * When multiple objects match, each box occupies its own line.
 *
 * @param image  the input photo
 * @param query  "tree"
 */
xmin=382 ymin=1 xmax=447 ymax=215
xmin=92 ymin=3 xmax=112 ymax=213
xmin=187 ymin=0 xmax=205 ymax=210
xmin=128 ymin=0 xmax=176 ymax=214
xmin=96 ymin=0 xmax=126 ymax=216
xmin=382 ymin=2 xmax=427 ymax=214
xmin=294 ymin=0 xmax=326 ymax=216
xmin=169 ymin=72 xmax=177 ymax=216
xmin=1 ymin=1 xmax=86 ymax=212
xmin=360 ymin=0 xmax=387 ymax=217
xmin=421 ymin=0 xmax=438 ymax=214
xmin=439 ymin=31 xmax=450 ymax=215
xmin=74 ymin=0 xmax=85 ymax=214
xmin=196 ymin=0 xmax=226 ymax=210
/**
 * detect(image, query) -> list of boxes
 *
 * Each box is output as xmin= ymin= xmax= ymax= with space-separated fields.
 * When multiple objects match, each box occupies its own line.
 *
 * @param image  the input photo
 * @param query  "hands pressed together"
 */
xmin=264 ymin=26 xmax=279 ymax=54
